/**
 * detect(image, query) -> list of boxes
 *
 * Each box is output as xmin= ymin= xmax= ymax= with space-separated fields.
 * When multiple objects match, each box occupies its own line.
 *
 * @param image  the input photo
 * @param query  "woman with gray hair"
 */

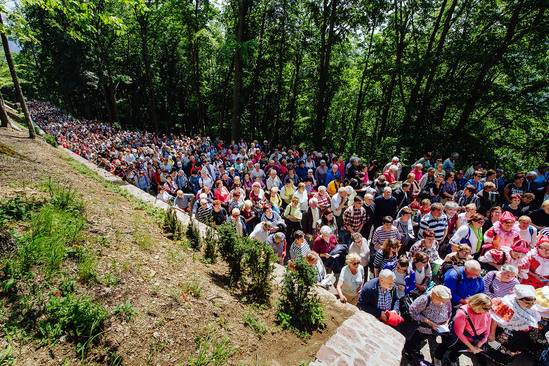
xmin=336 ymin=253 xmax=365 ymax=305
xmin=403 ymin=285 xmax=453 ymax=360
xmin=266 ymin=232 xmax=286 ymax=264
xmin=483 ymin=264 xmax=520 ymax=299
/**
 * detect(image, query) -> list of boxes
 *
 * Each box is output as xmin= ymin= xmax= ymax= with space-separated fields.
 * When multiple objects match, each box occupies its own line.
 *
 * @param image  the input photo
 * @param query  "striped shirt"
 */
xmin=372 ymin=226 xmax=401 ymax=251
xmin=483 ymin=270 xmax=519 ymax=299
xmin=373 ymin=250 xmax=397 ymax=270
xmin=290 ymin=241 xmax=311 ymax=261
xmin=419 ymin=213 xmax=448 ymax=241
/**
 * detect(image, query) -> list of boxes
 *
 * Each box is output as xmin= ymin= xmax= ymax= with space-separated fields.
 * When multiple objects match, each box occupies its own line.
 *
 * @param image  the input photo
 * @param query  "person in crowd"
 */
xmin=156 ymin=186 xmax=174 ymax=203
xmin=196 ymin=198 xmax=212 ymax=224
xmin=408 ymin=229 xmax=441 ymax=265
xmin=240 ymin=200 xmax=258 ymax=234
xmin=484 ymin=285 xmax=541 ymax=365
xmin=211 ymin=200 xmax=228 ymax=226
xmin=419 ymin=202 xmax=448 ymax=242
xmin=280 ymin=178 xmax=296 ymax=207
xmin=533 ymin=180 xmax=549 ymax=211
xmin=348 ymin=232 xmax=370 ymax=268
xmin=360 ymin=193 xmax=376 ymax=238
xmin=483 ymin=206 xmax=502 ymax=233
xmin=173 ymin=190 xmax=193 ymax=212
xmin=289 ymin=230 xmax=311 ymax=261
xmin=517 ymin=215 xmax=538 ymax=248
xmin=312 ymin=225 xmax=338 ymax=267
xmin=423 ymin=173 xmax=445 ymax=203
xmin=482 ymin=264 xmax=520 ymax=299
xmin=383 ymin=165 xmax=399 ymax=185
xmin=261 ymin=204 xmax=286 ymax=232
xmin=502 ymin=193 xmax=522 ymax=218
xmin=293 ymin=182 xmax=309 ymax=211
xmin=448 ymin=213 xmax=484 ymax=255
xmin=529 ymin=200 xmax=549 ymax=230
xmin=373 ymin=238 xmax=401 ymax=278
xmin=406 ymin=173 xmax=422 ymax=199
xmin=443 ymin=260 xmax=484 ymax=306
xmin=266 ymin=169 xmax=282 ymax=191
xmin=443 ymin=152 xmax=460 ymax=173
xmin=283 ymin=195 xmax=303 ymax=239
xmin=383 ymin=156 xmax=403 ymax=180
xmin=371 ymin=216 xmax=401 ymax=252
xmin=433 ymin=293 xmax=492 ymax=366
xmin=301 ymin=198 xmax=321 ymax=242
xmin=357 ymin=269 xmax=399 ymax=322
xmin=443 ymin=244 xmax=473 ymax=269
xmin=266 ymin=232 xmax=286 ymax=264
xmin=383 ymin=255 xmax=415 ymax=299
xmin=374 ymin=187 xmax=397 ymax=228
xmin=454 ymin=185 xmax=480 ymax=210
xmin=315 ymin=160 xmax=329 ymax=186
xmin=313 ymin=185 xmax=331 ymax=211
xmin=394 ymin=207 xmax=415 ymax=251
xmin=250 ymin=221 xmax=275 ymax=243
xmin=455 ymin=169 xmax=468 ymax=192
xmin=522 ymin=235 xmax=549 ymax=288
xmin=477 ymin=181 xmax=498 ymax=215
xmin=135 ymin=170 xmax=150 ymax=193
xmin=403 ymin=285 xmax=452 ymax=360
xmin=342 ymin=196 xmax=367 ymax=245
xmin=457 ymin=202 xmax=477 ymax=224
xmin=444 ymin=201 xmax=461 ymax=240
xmin=214 ymin=179 xmax=231 ymax=208
xmin=419 ymin=167 xmax=435 ymax=189
xmin=483 ymin=211 xmax=521 ymax=251
xmin=441 ymin=172 xmax=457 ymax=203
xmin=410 ymin=164 xmax=424 ymax=183
xmin=305 ymin=251 xmax=327 ymax=284
xmin=336 ymin=253 xmax=365 ymax=305
xmin=410 ymin=252 xmax=432 ymax=294
xmin=504 ymin=172 xmax=527 ymax=203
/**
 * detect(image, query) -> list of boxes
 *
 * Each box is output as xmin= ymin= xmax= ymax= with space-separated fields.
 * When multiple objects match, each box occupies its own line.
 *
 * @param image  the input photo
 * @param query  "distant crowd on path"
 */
xmin=30 ymin=100 xmax=549 ymax=366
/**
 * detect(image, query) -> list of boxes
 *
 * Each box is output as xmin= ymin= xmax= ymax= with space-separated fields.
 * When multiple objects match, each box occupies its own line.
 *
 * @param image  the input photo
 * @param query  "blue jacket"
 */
xmin=135 ymin=174 xmax=149 ymax=190
xmin=325 ymin=170 xmax=341 ymax=186
xmin=443 ymin=266 xmax=484 ymax=304
xmin=383 ymin=260 xmax=416 ymax=295
xmin=357 ymin=278 xmax=399 ymax=318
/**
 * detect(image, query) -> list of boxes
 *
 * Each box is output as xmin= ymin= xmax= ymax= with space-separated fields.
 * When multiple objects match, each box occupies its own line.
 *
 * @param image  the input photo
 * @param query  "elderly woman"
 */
xmin=240 ymin=200 xmax=258 ymax=234
xmin=448 ymin=213 xmax=484 ymax=255
xmin=313 ymin=186 xmax=331 ymax=211
xmin=293 ymin=182 xmax=309 ymax=211
xmin=406 ymin=173 xmax=422 ymax=199
xmin=454 ymin=184 xmax=480 ymax=211
xmin=373 ymin=238 xmax=401 ymax=278
xmin=348 ymin=232 xmax=370 ymax=268
xmin=214 ymin=180 xmax=230 ymax=207
xmin=403 ymin=285 xmax=452 ymax=360
xmin=312 ymin=225 xmax=338 ymax=263
xmin=441 ymin=172 xmax=457 ymax=203
xmin=408 ymin=229 xmax=441 ymax=265
xmin=483 ymin=264 xmax=520 ymax=299
xmin=290 ymin=230 xmax=311 ymax=261
xmin=433 ymin=293 xmax=492 ymax=366
xmin=336 ymin=253 xmax=365 ymax=305
xmin=249 ymin=182 xmax=265 ymax=208
xmin=485 ymin=285 xmax=541 ymax=365
xmin=443 ymin=244 xmax=473 ymax=267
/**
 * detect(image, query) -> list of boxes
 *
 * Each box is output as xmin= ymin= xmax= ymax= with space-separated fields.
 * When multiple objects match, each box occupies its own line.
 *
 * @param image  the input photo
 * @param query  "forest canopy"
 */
xmin=4 ymin=0 xmax=549 ymax=171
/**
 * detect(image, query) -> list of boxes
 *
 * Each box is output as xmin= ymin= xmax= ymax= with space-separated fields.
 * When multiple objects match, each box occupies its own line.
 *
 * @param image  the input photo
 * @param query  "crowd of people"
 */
xmin=29 ymin=100 xmax=549 ymax=365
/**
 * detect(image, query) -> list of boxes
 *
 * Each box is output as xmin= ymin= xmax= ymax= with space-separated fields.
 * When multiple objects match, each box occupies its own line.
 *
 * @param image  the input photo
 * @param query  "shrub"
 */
xmin=0 ymin=196 xmax=42 ymax=226
xmin=242 ymin=237 xmax=276 ymax=304
xmin=38 ymin=293 xmax=108 ymax=340
xmin=163 ymin=207 xmax=183 ymax=239
xmin=186 ymin=219 xmax=202 ymax=251
xmin=217 ymin=223 xmax=245 ymax=287
xmin=275 ymin=257 xmax=325 ymax=336
xmin=44 ymin=134 xmax=58 ymax=147
xmin=202 ymin=227 xmax=217 ymax=263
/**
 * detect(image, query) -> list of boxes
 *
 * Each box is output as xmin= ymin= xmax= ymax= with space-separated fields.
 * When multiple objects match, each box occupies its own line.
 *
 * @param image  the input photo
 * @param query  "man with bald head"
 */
xmin=443 ymin=260 xmax=484 ymax=307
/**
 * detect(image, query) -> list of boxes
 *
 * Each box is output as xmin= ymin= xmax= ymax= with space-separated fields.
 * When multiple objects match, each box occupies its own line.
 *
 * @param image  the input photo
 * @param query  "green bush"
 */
xmin=37 ymin=293 xmax=108 ymax=340
xmin=186 ymin=219 xmax=202 ymax=251
xmin=112 ymin=300 xmax=138 ymax=322
xmin=217 ymin=223 xmax=245 ymax=287
xmin=44 ymin=134 xmax=58 ymax=147
xmin=203 ymin=227 xmax=217 ymax=264
xmin=275 ymin=257 xmax=325 ymax=336
xmin=163 ymin=207 xmax=183 ymax=240
xmin=242 ymin=237 xmax=276 ymax=304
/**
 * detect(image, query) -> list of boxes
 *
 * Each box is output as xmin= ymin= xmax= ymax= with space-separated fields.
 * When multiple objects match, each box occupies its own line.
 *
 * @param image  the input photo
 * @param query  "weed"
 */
xmin=44 ymin=134 xmax=58 ymax=147
xmin=102 ymin=272 xmax=120 ymax=286
xmin=37 ymin=293 xmax=108 ymax=340
xmin=0 ymin=195 xmax=42 ymax=227
xmin=58 ymin=275 xmax=76 ymax=295
xmin=112 ymin=300 xmax=138 ymax=322
xmin=203 ymin=227 xmax=217 ymax=264
xmin=188 ymin=332 xmax=236 ymax=366
xmin=0 ymin=344 xmax=16 ymax=365
xmin=134 ymin=217 xmax=153 ymax=251
xmin=77 ymin=250 xmax=98 ymax=284
xmin=242 ymin=310 xmax=267 ymax=338
xmin=182 ymin=277 xmax=202 ymax=298
xmin=43 ymin=179 xmax=84 ymax=214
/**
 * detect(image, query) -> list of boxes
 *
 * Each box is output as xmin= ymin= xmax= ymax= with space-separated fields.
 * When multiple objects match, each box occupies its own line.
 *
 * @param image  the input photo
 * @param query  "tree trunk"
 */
xmin=220 ymin=60 xmax=234 ymax=139
xmin=0 ymin=94 xmax=10 ymax=128
xmin=231 ymin=0 xmax=248 ymax=141
xmin=191 ymin=0 xmax=206 ymax=136
xmin=0 ymin=13 xmax=36 ymax=139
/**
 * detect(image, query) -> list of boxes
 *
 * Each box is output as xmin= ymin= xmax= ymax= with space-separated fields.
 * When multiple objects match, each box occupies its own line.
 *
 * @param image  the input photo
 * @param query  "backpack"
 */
xmin=438 ymin=264 xmax=462 ymax=285
xmin=400 ymin=293 xmax=430 ymax=321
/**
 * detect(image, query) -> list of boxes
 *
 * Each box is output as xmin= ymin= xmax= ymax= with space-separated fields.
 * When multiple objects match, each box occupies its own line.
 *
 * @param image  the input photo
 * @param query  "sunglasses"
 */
xmin=421 ymin=260 xmax=429 ymax=264
xmin=351 ymin=262 xmax=360 ymax=266
xmin=520 ymin=298 xmax=536 ymax=304
xmin=482 ymin=306 xmax=492 ymax=310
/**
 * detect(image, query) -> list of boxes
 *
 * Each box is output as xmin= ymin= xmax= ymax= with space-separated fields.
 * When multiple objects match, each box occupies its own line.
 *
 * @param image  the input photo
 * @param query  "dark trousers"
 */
xmin=404 ymin=330 xmax=430 ymax=354
xmin=434 ymin=334 xmax=467 ymax=362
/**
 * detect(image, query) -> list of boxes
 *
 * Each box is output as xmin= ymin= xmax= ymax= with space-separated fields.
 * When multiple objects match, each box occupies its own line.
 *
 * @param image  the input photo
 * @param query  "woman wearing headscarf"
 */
xmin=521 ymin=235 xmax=549 ymax=289
xmin=484 ymin=284 xmax=541 ymax=365
xmin=483 ymin=211 xmax=521 ymax=252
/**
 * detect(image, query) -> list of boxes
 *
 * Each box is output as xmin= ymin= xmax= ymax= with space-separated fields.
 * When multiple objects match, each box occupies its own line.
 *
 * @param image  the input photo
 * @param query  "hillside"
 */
xmin=0 ymin=128 xmax=353 ymax=365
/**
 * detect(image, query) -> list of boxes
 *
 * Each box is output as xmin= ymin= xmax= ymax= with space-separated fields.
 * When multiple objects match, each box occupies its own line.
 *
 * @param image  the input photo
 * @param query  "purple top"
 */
xmin=483 ymin=270 xmax=519 ymax=299
xmin=410 ymin=293 xmax=453 ymax=334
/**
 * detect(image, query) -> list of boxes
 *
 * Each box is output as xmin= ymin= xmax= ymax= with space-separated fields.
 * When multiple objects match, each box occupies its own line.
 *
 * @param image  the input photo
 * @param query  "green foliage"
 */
xmin=276 ymin=257 xmax=325 ymax=336
xmin=37 ymin=293 xmax=108 ymax=340
xmin=0 ymin=195 xmax=43 ymax=227
xmin=241 ymin=310 xmax=267 ymax=338
xmin=44 ymin=179 xmax=84 ymax=214
xmin=44 ymin=134 xmax=58 ymax=147
xmin=188 ymin=332 xmax=236 ymax=366
xmin=202 ymin=227 xmax=217 ymax=264
xmin=182 ymin=277 xmax=202 ymax=298
xmin=216 ymin=223 xmax=245 ymax=287
xmin=77 ymin=250 xmax=98 ymax=285
xmin=241 ymin=237 xmax=276 ymax=304
xmin=112 ymin=300 xmax=138 ymax=322
xmin=186 ymin=219 xmax=202 ymax=251
xmin=163 ymin=207 xmax=183 ymax=240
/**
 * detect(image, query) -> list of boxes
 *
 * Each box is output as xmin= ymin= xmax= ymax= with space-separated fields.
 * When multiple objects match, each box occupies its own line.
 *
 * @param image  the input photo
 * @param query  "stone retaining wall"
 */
xmin=61 ymin=147 xmax=404 ymax=365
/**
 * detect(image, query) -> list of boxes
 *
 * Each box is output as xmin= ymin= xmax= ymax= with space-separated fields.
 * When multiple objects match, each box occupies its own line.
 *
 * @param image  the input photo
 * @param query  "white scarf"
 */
xmin=491 ymin=294 xmax=540 ymax=331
